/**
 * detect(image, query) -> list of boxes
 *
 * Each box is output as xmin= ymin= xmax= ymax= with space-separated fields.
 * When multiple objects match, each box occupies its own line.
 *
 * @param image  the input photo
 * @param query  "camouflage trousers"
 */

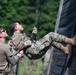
xmin=42 ymin=50 xmax=50 ymax=75
xmin=28 ymin=59 xmax=37 ymax=71
xmin=31 ymin=32 xmax=73 ymax=54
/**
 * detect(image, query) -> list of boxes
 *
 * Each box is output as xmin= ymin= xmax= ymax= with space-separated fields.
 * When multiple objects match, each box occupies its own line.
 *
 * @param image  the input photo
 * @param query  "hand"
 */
xmin=32 ymin=27 xmax=37 ymax=34
xmin=8 ymin=38 xmax=17 ymax=46
xmin=19 ymin=50 xmax=23 ymax=55
xmin=8 ymin=40 xmax=13 ymax=46
xmin=17 ymin=50 xmax=24 ymax=58
xmin=24 ymin=40 xmax=32 ymax=47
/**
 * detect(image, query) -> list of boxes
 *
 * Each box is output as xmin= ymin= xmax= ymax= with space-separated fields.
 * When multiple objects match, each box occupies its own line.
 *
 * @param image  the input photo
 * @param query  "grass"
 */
xmin=18 ymin=56 xmax=43 ymax=75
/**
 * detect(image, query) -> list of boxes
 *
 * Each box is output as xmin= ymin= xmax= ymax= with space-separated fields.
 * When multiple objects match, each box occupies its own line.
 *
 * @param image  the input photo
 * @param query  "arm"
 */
xmin=7 ymin=54 xmax=19 ymax=66
xmin=7 ymin=50 xmax=23 ymax=66
xmin=31 ymin=27 xmax=37 ymax=42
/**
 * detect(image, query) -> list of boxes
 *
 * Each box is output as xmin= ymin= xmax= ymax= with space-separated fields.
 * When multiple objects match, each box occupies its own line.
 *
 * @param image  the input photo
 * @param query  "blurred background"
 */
xmin=0 ymin=0 xmax=60 ymax=75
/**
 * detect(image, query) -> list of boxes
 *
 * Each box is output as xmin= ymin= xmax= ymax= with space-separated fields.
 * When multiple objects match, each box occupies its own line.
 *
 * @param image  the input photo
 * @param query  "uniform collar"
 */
xmin=14 ymin=32 xmax=21 ymax=35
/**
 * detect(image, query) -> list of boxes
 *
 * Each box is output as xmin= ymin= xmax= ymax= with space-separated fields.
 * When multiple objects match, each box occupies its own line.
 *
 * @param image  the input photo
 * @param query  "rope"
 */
xmin=34 ymin=0 xmax=47 ymax=29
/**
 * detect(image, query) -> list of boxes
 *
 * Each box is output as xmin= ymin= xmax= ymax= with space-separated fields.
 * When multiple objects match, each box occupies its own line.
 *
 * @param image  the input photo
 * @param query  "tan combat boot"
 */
xmin=60 ymin=44 xmax=71 ymax=54
xmin=60 ymin=35 xmax=76 ymax=46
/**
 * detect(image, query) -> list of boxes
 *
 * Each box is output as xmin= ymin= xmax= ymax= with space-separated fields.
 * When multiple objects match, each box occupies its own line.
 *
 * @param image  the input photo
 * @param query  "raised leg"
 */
xmin=49 ymin=32 xmax=76 ymax=45
xmin=51 ymin=41 xmax=70 ymax=54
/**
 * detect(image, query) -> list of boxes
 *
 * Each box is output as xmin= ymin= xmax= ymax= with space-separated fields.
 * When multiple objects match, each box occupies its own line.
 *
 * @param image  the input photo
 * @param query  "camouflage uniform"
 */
xmin=0 ymin=42 xmax=13 ymax=75
xmin=10 ymin=32 xmax=27 ymax=75
xmin=28 ymin=59 xmax=37 ymax=71
xmin=11 ymin=32 xmax=73 ymax=60
xmin=42 ymin=49 xmax=50 ymax=75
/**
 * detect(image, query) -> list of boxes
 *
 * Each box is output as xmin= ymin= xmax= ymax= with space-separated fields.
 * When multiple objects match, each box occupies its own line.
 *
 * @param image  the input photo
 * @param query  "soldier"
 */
xmin=9 ymin=22 xmax=76 ymax=60
xmin=0 ymin=26 xmax=23 ymax=75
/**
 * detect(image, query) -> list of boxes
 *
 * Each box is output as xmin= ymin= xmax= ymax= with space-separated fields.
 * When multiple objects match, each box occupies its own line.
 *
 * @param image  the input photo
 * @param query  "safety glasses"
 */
xmin=0 ymin=29 xmax=6 ymax=33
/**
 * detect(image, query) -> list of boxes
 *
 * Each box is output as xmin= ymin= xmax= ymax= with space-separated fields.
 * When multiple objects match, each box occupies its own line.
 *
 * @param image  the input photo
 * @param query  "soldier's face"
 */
xmin=0 ymin=29 xmax=8 ymax=38
xmin=15 ymin=22 xmax=24 ymax=31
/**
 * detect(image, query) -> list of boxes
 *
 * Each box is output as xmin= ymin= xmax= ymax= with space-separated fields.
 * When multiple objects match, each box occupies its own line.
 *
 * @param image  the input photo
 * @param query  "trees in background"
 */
xmin=0 ymin=0 xmax=59 ymax=39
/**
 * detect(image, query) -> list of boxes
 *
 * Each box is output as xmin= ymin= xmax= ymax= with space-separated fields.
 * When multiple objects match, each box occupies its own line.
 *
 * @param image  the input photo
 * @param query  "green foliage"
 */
xmin=0 ymin=0 xmax=60 ymax=39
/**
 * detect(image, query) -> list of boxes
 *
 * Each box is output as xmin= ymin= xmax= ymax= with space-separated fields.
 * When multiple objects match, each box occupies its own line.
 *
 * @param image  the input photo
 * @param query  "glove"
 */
xmin=32 ymin=27 xmax=37 ymax=34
